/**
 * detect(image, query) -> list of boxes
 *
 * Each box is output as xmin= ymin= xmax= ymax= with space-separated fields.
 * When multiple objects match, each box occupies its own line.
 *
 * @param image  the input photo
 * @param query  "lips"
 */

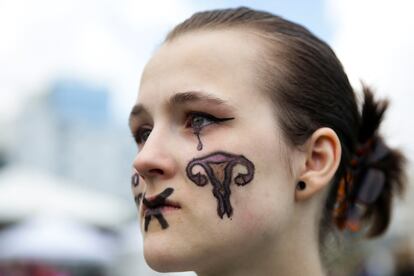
xmin=142 ymin=199 xmax=181 ymax=216
xmin=141 ymin=187 xmax=181 ymax=217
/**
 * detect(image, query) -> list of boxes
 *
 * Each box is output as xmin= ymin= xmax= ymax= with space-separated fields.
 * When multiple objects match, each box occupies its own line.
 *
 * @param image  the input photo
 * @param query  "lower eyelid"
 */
xmin=184 ymin=123 xmax=220 ymax=136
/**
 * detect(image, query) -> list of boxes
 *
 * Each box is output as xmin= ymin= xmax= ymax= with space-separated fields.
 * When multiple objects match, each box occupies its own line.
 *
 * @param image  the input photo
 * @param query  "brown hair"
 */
xmin=165 ymin=7 xmax=406 ymax=239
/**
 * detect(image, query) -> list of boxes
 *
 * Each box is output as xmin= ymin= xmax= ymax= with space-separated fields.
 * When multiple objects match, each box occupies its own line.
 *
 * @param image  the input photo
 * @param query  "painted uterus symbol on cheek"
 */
xmin=186 ymin=152 xmax=255 ymax=218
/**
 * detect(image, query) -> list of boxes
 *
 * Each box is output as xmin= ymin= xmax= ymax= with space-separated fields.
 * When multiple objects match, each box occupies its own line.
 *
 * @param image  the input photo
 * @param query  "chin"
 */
xmin=143 ymin=232 xmax=194 ymax=273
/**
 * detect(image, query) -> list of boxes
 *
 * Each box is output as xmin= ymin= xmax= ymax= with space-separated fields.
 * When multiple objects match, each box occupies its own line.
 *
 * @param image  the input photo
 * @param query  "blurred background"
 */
xmin=0 ymin=0 xmax=413 ymax=275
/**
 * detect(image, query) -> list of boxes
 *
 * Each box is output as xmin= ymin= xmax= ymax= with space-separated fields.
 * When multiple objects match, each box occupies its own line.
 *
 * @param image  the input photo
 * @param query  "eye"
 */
xmin=186 ymin=113 xmax=216 ymax=130
xmin=185 ymin=112 xmax=234 ymax=132
xmin=133 ymin=127 xmax=152 ymax=144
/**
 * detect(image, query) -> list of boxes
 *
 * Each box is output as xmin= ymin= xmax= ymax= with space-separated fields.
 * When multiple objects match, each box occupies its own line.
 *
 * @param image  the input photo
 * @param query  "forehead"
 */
xmin=138 ymin=29 xmax=267 ymax=105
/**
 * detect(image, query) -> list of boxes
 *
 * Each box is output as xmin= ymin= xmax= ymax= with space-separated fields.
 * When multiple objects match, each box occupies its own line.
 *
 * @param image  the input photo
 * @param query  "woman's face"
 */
xmin=130 ymin=29 xmax=298 ymax=273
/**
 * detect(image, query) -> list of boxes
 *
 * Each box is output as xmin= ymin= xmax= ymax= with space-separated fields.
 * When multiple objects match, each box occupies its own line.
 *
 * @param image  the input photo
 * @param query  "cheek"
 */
xmin=142 ymin=152 xmax=294 ymax=271
xmin=233 ymin=182 xmax=294 ymax=236
xmin=131 ymin=174 xmax=144 ymax=209
xmin=230 ymin=149 xmax=296 ymax=238
xmin=186 ymin=167 xmax=293 ymax=247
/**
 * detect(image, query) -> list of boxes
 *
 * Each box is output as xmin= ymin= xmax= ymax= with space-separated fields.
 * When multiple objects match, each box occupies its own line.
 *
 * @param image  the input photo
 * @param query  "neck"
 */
xmin=197 ymin=240 xmax=325 ymax=276
xmin=196 ymin=220 xmax=325 ymax=276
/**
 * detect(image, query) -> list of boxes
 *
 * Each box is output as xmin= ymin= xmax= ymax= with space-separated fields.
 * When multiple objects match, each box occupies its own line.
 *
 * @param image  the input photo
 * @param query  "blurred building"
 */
xmin=10 ymin=78 xmax=136 ymax=197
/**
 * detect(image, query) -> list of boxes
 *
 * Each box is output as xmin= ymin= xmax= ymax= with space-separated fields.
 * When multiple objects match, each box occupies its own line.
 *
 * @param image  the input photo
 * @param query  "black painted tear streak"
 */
xmin=186 ymin=151 xmax=255 ymax=218
xmin=195 ymin=132 xmax=203 ymax=151
xmin=143 ymin=188 xmax=174 ymax=232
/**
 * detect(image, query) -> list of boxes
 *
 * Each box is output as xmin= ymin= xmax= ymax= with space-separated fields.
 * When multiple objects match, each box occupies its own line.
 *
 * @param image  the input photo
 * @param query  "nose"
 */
xmin=132 ymin=128 xmax=177 ymax=181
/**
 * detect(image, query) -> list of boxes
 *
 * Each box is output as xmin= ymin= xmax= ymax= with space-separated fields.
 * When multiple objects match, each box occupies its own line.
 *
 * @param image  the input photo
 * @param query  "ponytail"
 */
xmin=333 ymin=85 xmax=406 ymax=237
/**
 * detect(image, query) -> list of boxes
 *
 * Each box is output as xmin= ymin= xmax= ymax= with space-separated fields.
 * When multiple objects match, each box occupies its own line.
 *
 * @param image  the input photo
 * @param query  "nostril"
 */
xmin=149 ymin=168 xmax=164 ymax=175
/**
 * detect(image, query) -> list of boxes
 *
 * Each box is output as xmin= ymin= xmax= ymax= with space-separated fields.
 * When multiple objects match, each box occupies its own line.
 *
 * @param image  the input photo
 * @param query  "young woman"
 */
xmin=129 ymin=7 xmax=406 ymax=276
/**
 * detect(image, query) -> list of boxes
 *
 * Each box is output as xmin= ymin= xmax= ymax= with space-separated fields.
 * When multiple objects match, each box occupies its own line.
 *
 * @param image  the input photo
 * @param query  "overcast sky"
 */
xmin=327 ymin=0 xmax=414 ymax=161
xmin=1 ymin=0 xmax=413 ymax=160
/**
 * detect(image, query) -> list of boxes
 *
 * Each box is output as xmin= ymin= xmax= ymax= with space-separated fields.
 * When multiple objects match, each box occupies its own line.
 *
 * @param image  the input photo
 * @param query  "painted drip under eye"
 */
xmin=187 ymin=112 xmax=234 ymax=151
xmin=194 ymin=127 xmax=204 ymax=151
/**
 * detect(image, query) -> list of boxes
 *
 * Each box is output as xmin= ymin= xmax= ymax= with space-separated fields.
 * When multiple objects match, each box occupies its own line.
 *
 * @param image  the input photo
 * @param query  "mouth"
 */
xmin=141 ymin=187 xmax=180 ymax=232
xmin=142 ymin=199 xmax=181 ymax=216
xmin=141 ymin=187 xmax=181 ymax=217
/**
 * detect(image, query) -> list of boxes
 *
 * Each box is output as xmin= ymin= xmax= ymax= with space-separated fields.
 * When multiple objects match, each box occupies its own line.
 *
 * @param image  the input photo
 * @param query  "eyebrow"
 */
xmin=128 ymin=91 xmax=233 ymax=127
xmin=129 ymin=104 xmax=147 ymax=128
xmin=130 ymin=104 xmax=146 ymax=118
xmin=168 ymin=91 xmax=229 ymax=107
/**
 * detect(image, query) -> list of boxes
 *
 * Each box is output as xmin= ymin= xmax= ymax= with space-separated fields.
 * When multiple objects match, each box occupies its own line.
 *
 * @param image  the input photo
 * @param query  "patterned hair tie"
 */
xmin=333 ymin=138 xmax=389 ymax=232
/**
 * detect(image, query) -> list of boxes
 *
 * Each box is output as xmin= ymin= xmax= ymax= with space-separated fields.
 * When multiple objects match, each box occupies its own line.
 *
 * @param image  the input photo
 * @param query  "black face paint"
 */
xmin=195 ymin=130 xmax=203 ymax=151
xmin=134 ymin=193 xmax=143 ymax=207
xmin=132 ymin=172 xmax=142 ymax=207
xmin=192 ymin=123 xmax=205 ymax=151
xmin=131 ymin=172 xmax=139 ymax=187
xmin=144 ymin=209 xmax=169 ymax=231
xmin=142 ymin=188 xmax=175 ymax=231
xmin=186 ymin=151 xmax=255 ymax=218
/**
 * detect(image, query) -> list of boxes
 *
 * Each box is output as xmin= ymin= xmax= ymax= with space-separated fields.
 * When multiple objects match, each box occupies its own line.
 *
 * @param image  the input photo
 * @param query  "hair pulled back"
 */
xmin=166 ymin=7 xmax=406 ymax=239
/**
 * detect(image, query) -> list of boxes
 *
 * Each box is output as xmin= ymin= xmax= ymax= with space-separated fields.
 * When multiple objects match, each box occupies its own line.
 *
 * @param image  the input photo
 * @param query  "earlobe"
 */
xmin=295 ymin=128 xmax=341 ymax=201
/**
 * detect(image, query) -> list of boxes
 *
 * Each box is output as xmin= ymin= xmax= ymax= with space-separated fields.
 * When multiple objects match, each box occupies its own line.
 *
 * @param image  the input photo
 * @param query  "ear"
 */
xmin=295 ymin=127 xmax=341 ymax=201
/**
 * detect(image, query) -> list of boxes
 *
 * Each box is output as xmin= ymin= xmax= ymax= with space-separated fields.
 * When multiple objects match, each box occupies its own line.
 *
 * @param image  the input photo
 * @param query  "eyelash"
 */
xmin=184 ymin=111 xmax=232 ymax=131
xmin=133 ymin=127 xmax=152 ymax=145
xmin=132 ymin=112 xmax=234 ymax=145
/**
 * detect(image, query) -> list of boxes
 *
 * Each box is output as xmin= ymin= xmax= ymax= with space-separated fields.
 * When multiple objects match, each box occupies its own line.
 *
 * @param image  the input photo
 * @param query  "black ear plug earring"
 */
xmin=296 ymin=181 xmax=306 ymax=191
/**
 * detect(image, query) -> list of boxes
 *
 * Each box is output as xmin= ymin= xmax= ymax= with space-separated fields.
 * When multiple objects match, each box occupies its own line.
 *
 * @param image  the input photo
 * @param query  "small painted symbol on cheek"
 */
xmin=131 ymin=172 xmax=142 ymax=207
xmin=131 ymin=172 xmax=139 ymax=187
xmin=186 ymin=151 xmax=255 ymax=219
xmin=135 ymin=193 xmax=143 ymax=207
